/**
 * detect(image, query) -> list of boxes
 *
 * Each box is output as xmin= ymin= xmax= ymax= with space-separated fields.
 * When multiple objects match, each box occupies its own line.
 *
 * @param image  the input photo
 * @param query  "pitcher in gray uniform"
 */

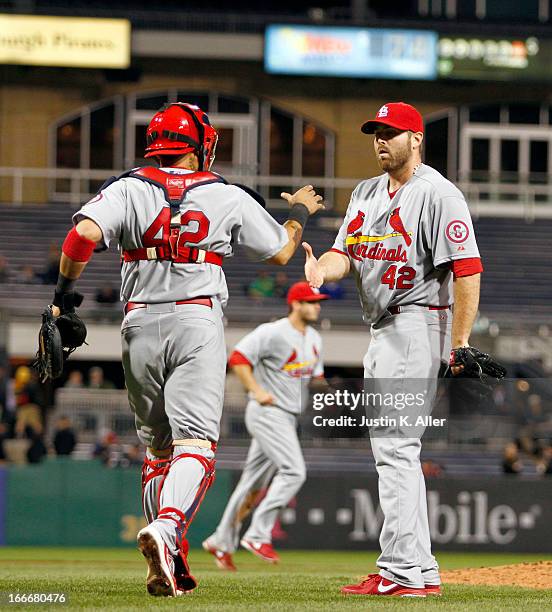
xmin=202 ymin=281 xmax=327 ymax=570
xmin=303 ymin=102 xmax=483 ymax=598
xmin=46 ymin=102 xmax=323 ymax=597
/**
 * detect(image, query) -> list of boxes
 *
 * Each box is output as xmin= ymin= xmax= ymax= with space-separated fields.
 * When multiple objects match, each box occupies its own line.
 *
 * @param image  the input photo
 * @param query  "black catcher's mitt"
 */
xmin=34 ymin=304 xmax=88 ymax=382
xmin=447 ymin=346 xmax=507 ymax=384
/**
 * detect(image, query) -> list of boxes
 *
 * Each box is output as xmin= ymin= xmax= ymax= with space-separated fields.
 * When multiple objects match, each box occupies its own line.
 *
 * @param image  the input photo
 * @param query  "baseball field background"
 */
xmin=0 ymin=460 xmax=550 ymax=609
xmin=2 ymin=1 xmax=552 ymax=609
xmin=1 ymin=548 xmax=551 ymax=610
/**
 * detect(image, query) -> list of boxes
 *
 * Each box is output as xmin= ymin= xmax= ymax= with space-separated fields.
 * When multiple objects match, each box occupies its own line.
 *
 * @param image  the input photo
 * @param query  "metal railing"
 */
xmin=2 ymin=166 xmax=552 ymax=215
xmin=53 ymin=388 xmax=523 ymax=451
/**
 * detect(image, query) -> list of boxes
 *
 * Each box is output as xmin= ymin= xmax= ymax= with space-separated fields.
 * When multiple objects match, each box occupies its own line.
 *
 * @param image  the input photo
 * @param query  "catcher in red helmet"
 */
xmin=145 ymin=102 xmax=218 ymax=171
xmin=41 ymin=100 xmax=324 ymax=598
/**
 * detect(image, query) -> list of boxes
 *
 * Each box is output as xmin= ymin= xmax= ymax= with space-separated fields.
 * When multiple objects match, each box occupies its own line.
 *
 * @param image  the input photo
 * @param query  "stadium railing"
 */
xmin=2 ymin=167 xmax=552 ymax=217
xmin=53 ymin=388 xmax=520 ymax=453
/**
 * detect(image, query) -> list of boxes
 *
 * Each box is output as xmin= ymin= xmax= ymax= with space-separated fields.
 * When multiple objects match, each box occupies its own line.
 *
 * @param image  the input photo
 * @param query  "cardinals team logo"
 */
xmin=344 ymin=207 xmax=413 ymax=263
xmin=282 ymin=349 xmax=315 ymax=378
xmin=388 ymin=207 xmax=412 ymax=247
xmin=446 ymin=220 xmax=469 ymax=244
xmin=347 ymin=210 xmax=365 ymax=236
xmin=377 ymin=105 xmax=389 ymax=118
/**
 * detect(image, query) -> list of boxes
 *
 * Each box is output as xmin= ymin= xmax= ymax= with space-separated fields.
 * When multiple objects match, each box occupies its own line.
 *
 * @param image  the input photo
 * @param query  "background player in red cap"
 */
xmin=203 ymin=281 xmax=328 ymax=570
xmin=303 ymin=102 xmax=484 ymax=597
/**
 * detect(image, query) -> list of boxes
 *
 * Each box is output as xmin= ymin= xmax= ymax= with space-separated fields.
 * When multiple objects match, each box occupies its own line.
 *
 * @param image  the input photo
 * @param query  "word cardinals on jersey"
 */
xmin=345 ymin=208 xmax=411 ymax=264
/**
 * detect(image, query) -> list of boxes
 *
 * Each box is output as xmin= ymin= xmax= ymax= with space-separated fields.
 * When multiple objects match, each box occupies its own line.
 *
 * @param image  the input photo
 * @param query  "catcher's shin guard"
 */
xmin=141 ymin=448 xmax=172 ymax=524
xmin=157 ymin=451 xmax=216 ymax=593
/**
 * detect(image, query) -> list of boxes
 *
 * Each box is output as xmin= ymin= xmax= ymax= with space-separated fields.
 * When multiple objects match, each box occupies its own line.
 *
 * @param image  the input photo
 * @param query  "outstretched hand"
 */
xmin=303 ymin=242 xmax=324 ymax=288
xmin=281 ymin=185 xmax=324 ymax=216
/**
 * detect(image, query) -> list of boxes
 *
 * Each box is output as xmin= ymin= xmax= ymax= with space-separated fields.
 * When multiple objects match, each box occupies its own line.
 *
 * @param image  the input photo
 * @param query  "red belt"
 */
xmin=124 ymin=297 xmax=213 ymax=315
xmin=123 ymin=245 xmax=223 ymax=266
xmin=388 ymin=305 xmax=451 ymax=315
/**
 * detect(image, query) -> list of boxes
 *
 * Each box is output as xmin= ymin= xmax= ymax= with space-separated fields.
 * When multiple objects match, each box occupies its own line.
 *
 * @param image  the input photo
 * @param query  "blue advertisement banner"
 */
xmin=265 ymin=25 xmax=438 ymax=80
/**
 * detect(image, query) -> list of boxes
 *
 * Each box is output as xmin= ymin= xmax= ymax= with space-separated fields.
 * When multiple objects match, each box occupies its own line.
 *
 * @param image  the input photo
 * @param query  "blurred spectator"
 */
xmin=95 ymin=284 xmax=119 ymax=305
xmin=541 ymin=446 xmax=552 ymax=476
xmin=502 ymin=442 xmax=523 ymax=475
xmin=247 ymin=271 xmax=274 ymax=300
xmin=19 ymin=265 xmax=38 ymax=284
xmin=0 ymin=364 xmax=8 ymax=420
xmin=422 ymin=460 xmax=444 ymax=478
xmin=518 ymin=393 xmax=548 ymax=458
xmin=0 ymin=422 xmax=8 ymax=463
xmin=14 ymin=366 xmax=43 ymax=438
xmin=37 ymin=243 xmax=60 ymax=285
xmin=65 ymin=370 xmax=84 ymax=389
xmin=0 ymin=364 xmax=16 ymax=434
xmin=53 ymin=415 xmax=77 ymax=456
xmin=121 ymin=443 xmax=144 ymax=468
xmin=0 ymin=255 xmax=9 ymax=283
xmin=25 ymin=424 xmax=47 ymax=464
xmin=524 ymin=394 xmax=546 ymax=426
xmin=88 ymin=366 xmax=115 ymax=390
xmin=321 ymin=280 xmax=345 ymax=300
xmin=491 ymin=385 xmax=509 ymax=416
xmin=273 ymin=272 xmax=290 ymax=299
xmin=94 ymin=430 xmax=119 ymax=467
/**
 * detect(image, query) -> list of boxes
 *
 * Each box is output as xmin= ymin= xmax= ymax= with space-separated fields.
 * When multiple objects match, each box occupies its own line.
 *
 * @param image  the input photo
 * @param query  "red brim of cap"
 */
xmin=288 ymin=294 xmax=330 ymax=304
xmin=361 ymin=119 xmax=421 ymax=134
xmin=302 ymin=294 xmax=329 ymax=301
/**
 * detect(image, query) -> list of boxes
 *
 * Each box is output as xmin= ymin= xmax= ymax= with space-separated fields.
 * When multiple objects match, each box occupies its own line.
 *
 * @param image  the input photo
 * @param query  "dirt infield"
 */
xmin=442 ymin=561 xmax=552 ymax=589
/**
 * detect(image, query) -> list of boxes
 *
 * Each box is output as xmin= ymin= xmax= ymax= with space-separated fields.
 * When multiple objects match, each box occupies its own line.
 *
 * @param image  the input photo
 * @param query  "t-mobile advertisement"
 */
xmin=268 ymin=475 xmax=552 ymax=553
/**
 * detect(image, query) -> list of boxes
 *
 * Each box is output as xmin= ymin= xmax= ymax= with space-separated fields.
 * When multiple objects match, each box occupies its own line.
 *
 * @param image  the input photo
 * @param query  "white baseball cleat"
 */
xmin=137 ymin=525 xmax=178 ymax=597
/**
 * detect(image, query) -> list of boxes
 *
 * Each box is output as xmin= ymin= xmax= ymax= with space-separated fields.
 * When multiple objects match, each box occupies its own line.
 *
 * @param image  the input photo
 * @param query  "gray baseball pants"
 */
xmin=121 ymin=301 xmax=226 ymax=554
xmin=364 ymin=307 xmax=451 ymax=589
xmin=207 ymin=401 xmax=306 ymax=552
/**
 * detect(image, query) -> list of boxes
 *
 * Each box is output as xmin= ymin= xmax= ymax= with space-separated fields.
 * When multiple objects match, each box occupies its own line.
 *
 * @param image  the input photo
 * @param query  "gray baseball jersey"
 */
xmin=331 ymin=164 xmax=480 ymax=324
xmin=234 ymin=317 xmax=324 ymax=415
xmin=73 ymin=167 xmax=288 ymax=306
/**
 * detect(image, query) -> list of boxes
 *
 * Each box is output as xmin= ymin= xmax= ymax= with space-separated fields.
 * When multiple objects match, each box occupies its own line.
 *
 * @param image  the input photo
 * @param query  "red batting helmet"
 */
xmin=144 ymin=102 xmax=218 ymax=170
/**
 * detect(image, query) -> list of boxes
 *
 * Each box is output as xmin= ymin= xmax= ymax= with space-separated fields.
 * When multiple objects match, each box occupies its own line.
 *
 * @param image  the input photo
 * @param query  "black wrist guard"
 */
xmin=53 ymin=291 xmax=83 ymax=314
xmin=56 ymin=273 xmax=76 ymax=295
xmin=287 ymin=203 xmax=309 ymax=227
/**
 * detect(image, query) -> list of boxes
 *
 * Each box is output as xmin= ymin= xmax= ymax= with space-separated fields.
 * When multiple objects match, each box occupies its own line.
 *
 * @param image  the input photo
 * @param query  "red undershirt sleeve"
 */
xmin=228 ymin=350 xmax=253 ymax=368
xmin=451 ymin=257 xmax=484 ymax=278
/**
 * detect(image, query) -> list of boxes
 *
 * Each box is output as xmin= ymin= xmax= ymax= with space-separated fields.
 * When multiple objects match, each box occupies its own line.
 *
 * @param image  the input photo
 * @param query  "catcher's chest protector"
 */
xmin=127 ymin=168 xmax=226 ymax=207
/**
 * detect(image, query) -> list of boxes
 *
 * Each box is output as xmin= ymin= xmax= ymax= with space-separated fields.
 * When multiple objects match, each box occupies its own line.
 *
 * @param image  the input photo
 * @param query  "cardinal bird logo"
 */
xmin=389 ymin=207 xmax=412 ymax=246
xmin=285 ymin=350 xmax=297 ymax=365
xmin=347 ymin=210 xmax=365 ymax=235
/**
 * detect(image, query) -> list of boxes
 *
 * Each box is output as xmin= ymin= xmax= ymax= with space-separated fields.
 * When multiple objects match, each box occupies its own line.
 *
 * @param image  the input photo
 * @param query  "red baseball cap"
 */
xmin=287 ymin=281 xmax=329 ymax=305
xmin=361 ymin=102 xmax=424 ymax=134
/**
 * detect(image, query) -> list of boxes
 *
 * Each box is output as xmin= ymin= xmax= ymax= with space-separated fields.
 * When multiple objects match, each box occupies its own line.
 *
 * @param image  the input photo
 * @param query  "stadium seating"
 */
xmin=0 ymin=203 xmax=551 ymax=325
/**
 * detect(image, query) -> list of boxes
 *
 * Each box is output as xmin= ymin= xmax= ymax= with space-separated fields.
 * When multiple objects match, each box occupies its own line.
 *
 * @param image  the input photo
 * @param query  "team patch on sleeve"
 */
xmin=86 ymin=193 xmax=103 ymax=205
xmin=445 ymin=220 xmax=469 ymax=244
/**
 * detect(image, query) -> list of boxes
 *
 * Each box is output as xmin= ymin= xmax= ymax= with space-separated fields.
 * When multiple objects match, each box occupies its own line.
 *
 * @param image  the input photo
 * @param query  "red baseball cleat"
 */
xmin=341 ymin=574 xmax=426 ymax=597
xmin=425 ymin=584 xmax=442 ymax=596
xmin=202 ymin=539 xmax=237 ymax=571
xmin=240 ymin=539 xmax=280 ymax=564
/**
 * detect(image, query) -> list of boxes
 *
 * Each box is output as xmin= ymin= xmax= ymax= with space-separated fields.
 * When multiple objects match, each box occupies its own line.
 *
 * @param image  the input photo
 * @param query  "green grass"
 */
xmin=0 ymin=548 xmax=551 ymax=611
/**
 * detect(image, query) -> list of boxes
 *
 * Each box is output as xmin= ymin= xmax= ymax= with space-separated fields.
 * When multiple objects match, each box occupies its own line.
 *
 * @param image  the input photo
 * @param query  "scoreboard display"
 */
xmin=438 ymin=36 xmax=552 ymax=81
xmin=264 ymin=25 xmax=438 ymax=80
xmin=264 ymin=25 xmax=552 ymax=83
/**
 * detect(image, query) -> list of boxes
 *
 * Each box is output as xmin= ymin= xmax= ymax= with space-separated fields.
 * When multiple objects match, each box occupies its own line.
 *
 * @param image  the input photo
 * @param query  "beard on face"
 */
xmin=376 ymin=133 xmax=412 ymax=172
xmin=300 ymin=304 xmax=320 ymax=323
